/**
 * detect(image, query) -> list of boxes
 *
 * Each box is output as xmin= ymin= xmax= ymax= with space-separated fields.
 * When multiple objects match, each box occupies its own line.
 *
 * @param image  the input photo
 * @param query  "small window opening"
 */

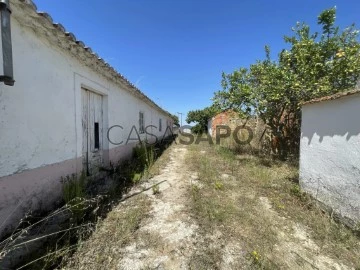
xmin=139 ymin=112 xmax=145 ymax=134
xmin=159 ymin=118 xmax=162 ymax=132
xmin=94 ymin=122 xmax=100 ymax=149
xmin=0 ymin=0 xmax=14 ymax=86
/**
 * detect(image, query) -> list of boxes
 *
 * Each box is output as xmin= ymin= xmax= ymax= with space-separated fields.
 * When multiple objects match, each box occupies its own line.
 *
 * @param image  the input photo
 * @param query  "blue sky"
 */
xmin=34 ymin=0 xmax=360 ymax=123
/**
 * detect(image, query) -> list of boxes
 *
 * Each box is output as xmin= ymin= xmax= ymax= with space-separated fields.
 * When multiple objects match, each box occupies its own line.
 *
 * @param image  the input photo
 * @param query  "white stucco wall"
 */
xmin=0 ymin=18 xmax=171 ymax=179
xmin=300 ymin=94 xmax=360 ymax=226
xmin=0 ymin=2 xmax=173 ymax=237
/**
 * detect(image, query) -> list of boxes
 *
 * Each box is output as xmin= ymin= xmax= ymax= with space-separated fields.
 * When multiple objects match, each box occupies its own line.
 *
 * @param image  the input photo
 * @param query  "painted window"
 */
xmin=139 ymin=112 xmax=145 ymax=134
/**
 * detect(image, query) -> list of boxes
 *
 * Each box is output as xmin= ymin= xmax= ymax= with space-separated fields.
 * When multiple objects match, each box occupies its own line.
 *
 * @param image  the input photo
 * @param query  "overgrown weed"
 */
xmin=186 ymin=141 xmax=360 ymax=268
xmin=0 ymin=139 xmax=174 ymax=269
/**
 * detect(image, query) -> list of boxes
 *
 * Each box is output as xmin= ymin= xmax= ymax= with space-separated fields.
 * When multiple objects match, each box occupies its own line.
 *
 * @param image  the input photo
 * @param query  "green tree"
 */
xmin=171 ymin=114 xmax=180 ymax=127
xmin=186 ymin=105 xmax=220 ymax=134
xmin=213 ymin=7 xmax=360 ymax=158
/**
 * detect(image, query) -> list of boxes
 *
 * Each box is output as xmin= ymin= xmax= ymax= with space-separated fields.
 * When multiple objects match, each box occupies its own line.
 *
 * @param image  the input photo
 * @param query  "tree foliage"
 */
xmin=186 ymin=105 xmax=220 ymax=134
xmin=171 ymin=114 xmax=180 ymax=127
xmin=213 ymin=7 xmax=360 ymax=157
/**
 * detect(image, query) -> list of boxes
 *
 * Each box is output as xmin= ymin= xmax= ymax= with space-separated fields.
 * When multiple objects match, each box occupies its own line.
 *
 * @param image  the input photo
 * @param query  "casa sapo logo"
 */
xmin=107 ymin=124 xmax=253 ymax=146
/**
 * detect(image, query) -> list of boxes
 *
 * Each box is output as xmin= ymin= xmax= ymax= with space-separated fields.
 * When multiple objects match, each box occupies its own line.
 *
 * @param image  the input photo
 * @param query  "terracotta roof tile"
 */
xmin=301 ymin=88 xmax=360 ymax=106
xmin=15 ymin=0 xmax=172 ymax=117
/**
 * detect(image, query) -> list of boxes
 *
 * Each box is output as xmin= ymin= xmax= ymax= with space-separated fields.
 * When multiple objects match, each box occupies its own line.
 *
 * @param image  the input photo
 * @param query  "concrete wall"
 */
xmin=0 ymin=3 xmax=172 ymax=237
xmin=300 ymin=94 xmax=360 ymax=226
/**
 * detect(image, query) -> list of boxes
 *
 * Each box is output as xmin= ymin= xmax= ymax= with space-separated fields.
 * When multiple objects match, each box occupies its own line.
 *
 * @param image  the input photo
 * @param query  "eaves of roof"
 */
xmin=301 ymin=88 xmax=360 ymax=106
xmin=13 ymin=0 xmax=172 ymax=118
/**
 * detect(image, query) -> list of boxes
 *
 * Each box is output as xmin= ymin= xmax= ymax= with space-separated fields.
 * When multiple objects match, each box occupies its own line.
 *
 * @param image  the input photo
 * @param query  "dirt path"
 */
xmin=66 ymin=143 xmax=359 ymax=269
xmin=119 ymin=145 xmax=198 ymax=270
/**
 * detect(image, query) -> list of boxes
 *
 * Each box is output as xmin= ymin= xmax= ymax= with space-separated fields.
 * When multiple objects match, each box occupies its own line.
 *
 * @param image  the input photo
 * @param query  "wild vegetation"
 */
xmin=187 ymin=7 xmax=360 ymax=157
xmin=186 ymin=105 xmax=220 ymax=134
xmin=171 ymin=114 xmax=180 ymax=127
xmin=182 ymin=10 xmax=360 ymax=268
xmin=0 ymin=140 xmax=172 ymax=269
xmin=63 ymin=194 xmax=151 ymax=269
xmin=186 ymin=141 xmax=360 ymax=269
xmin=2 ymin=7 xmax=359 ymax=270
xmin=61 ymin=140 xmax=175 ymax=269
xmin=5 ymin=138 xmax=356 ymax=269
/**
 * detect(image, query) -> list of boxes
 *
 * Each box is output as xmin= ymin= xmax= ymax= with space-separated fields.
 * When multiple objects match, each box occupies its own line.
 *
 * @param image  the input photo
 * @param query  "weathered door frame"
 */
xmin=74 ymin=73 xmax=109 ymax=174
xmin=81 ymin=88 xmax=103 ymax=175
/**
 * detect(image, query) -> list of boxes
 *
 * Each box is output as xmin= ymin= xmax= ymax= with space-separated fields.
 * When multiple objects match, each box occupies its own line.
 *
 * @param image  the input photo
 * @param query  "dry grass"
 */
xmin=147 ymin=142 xmax=173 ymax=177
xmin=59 ymin=143 xmax=175 ymax=269
xmin=136 ymin=230 xmax=163 ymax=250
xmin=188 ymin=246 xmax=223 ymax=270
xmin=186 ymin=142 xmax=360 ymax=269
xmin=0 ymin=141 xmax=175 ymax=269
xmin=61 ymin=195 xmax=150 ymax=269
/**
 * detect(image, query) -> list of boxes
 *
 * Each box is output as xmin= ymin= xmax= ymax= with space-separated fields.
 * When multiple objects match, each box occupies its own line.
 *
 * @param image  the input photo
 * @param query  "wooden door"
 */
xmin=82 ymin=88 xmax=103 ymax=175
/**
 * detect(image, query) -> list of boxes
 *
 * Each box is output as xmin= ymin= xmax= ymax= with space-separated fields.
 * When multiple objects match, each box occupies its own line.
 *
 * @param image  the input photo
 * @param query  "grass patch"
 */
xmin=137 ymin=231 xmax=163 ymax=250
xmin=266 ymin=179 xmax=360 ymax=266
xmin=152 ymin=184 xmax=160 ymax=195
xmin=188 ymin=247 xmax=222 ymax=270
xmin=62 ymin=172 xmax=86 ymax=204
xmin=62 ymin=195 xmax=150 ymax=269
xmin=1 ymin=139 xmax=175 ymax=269
xmin=186 ymin=142 xmax=360 ymax=269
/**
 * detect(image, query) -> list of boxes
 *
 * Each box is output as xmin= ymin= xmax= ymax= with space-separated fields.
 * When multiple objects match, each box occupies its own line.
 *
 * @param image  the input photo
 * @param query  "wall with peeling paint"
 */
xmin=0 ymin=2 xmax=173 ymax=237
xmin=300 ymin=93 xmax=360 ymax=227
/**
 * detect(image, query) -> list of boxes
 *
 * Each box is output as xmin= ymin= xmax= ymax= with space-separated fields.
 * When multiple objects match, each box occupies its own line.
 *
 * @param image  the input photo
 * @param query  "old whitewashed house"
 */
xmin=0 ymin=0 xmax=173 ymax=237
xmin=300 ymin=88 xmax=360 ymax=227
